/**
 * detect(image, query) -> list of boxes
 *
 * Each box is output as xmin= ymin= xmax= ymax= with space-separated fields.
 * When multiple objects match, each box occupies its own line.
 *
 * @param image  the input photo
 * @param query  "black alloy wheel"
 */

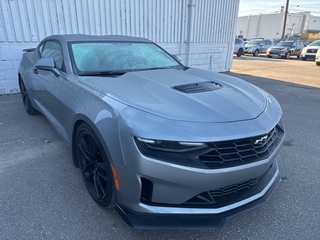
xmin=19 ymin=79 xmax=37 ymax=115
xmin=76 ymin=123 xmax=116 ymax=208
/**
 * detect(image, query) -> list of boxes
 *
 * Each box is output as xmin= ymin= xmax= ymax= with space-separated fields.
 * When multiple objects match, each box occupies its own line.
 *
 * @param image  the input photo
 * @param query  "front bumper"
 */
xmin=114 ymin=102 xmax=285 ymax=229
xmin=303 ymin=54 xmax=316 ymax=60
xmin=116 ymin=156 xmax=286 ymax=229
xmin=267 ymin=51 xmax=288 ymax=57
xmin=244 ymin=48 xmax=254 ymax=54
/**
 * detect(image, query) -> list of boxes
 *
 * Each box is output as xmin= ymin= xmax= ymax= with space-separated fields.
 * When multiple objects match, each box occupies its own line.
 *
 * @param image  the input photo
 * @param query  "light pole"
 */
xmin=281 ymin=0 xmax=290 ymax=39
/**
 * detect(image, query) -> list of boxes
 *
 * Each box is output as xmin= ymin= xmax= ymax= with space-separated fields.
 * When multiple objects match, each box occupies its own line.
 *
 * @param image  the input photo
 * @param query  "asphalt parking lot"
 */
xmin=1 ymin=56 xmax=320 ymax=239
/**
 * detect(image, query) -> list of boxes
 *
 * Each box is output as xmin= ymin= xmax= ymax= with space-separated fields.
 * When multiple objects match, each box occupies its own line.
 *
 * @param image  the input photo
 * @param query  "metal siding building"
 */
xmin=0 ymin=0 xmax=239 ymax=94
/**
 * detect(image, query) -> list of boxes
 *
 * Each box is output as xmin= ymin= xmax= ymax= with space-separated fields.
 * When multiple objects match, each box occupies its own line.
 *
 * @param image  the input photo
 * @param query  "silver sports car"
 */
xmin=18 ymin=34 xmax=285 ymax=229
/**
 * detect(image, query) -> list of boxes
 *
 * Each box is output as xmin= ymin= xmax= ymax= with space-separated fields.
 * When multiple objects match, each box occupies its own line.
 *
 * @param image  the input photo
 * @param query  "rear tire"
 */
xmin=316 ymin=62 xmax=320 ymax=66
xmin=301 ymin=56 xmax=307 ymax=61
xmin=267 ymin=55 xmax=272 ymax=58
xmin=19 ymin=78 xmax=37 ymax=115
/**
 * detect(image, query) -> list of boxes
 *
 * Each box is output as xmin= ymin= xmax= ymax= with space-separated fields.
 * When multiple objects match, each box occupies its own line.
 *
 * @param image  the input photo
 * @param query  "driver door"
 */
xmin=32 ymin=40 xmax=64 ymax=131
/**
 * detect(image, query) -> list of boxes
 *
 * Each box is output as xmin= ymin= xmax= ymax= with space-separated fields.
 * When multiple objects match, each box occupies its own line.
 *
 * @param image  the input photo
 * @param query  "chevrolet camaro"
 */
xmin=18 ymin=34 xmax=286 ymax=229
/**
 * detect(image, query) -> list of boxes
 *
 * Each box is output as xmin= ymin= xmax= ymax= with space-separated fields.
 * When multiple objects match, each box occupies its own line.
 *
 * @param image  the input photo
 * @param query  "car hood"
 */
xmin=79 ymin=68 xmax=266 ymax=123
xmin=305 ymin=46 xmax=320 ymax=50
xmin=245 ymin=44 xmax=258 ymax=48
xmin=270 ymin=47 xmax=288 ymax=50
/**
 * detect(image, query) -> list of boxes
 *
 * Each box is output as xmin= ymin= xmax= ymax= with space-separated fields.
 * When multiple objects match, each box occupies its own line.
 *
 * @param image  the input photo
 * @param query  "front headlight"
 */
xmin=135 ymin=137 xmax=210 ymax=168
xmin=136 ymin=137 xmax=207 ymax=153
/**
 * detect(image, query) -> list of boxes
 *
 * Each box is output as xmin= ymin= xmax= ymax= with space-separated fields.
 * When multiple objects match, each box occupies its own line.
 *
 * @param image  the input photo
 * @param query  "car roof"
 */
xmin=43 ymin=34 xmax=152 ymax=43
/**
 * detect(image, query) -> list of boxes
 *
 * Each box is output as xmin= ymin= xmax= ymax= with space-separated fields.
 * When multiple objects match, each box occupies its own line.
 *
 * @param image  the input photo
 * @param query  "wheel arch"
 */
xmin=71 ymin=114 xmax=115 ymax=169
xmin=18 ymin=73 xmax=23 ymax=88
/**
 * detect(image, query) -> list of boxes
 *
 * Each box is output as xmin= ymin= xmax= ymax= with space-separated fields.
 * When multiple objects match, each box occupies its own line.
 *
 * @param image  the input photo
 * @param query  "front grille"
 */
xmin=307 ymin=49 xmax=318 ymax=53
xmin=209 ymin=177 xmax=260 ymax=203
xmin=199 ymin=126 xmax=284 ymax=169
xmin=182 ymin=163 xmax=276 ymax=208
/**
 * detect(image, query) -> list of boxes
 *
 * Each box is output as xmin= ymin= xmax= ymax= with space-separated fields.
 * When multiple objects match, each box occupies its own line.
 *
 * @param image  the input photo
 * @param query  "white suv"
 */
xmin=315 ymin=49 xmax=320 ymax=66
xmin=300 ymin=40 xmax=320 ymax=61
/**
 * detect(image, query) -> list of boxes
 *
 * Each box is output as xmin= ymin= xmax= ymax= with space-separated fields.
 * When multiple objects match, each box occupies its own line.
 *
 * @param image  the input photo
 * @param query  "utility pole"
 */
xmin=281 ymin=0 xmax=289 ymax=39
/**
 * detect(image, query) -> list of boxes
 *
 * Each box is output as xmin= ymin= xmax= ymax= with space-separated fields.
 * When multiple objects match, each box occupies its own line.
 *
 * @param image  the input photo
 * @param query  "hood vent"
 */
xmin=172 ymin=81 xmax=222 ymax=94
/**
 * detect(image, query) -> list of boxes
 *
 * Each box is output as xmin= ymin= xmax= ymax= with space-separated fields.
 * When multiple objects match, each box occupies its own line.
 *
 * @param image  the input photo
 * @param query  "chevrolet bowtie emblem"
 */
xmin=254 ymin=135 xmax=268 ymax=145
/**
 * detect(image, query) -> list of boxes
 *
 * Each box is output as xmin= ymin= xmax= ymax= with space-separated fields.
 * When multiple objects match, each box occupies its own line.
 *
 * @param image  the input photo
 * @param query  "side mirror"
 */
xmin=172 ymin=54 xmax=182 ymax=62
xmin=35 ymin=58 xmax=61 ymax=77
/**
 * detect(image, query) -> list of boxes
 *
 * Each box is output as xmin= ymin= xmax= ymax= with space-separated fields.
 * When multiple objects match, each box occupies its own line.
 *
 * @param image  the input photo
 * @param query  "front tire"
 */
xmin=253 ymin=49 xmax=259 ymax=57
xmin=76 ymin=123 xmax=116 ymax=208
xmin=285 ymin=52 xmax=290 ymax=59
xmin=236 ymin=48 xmax=243 ymax=57
xmin=19 ymin=79 xmax=37 ymax=115
xmin=316 ymin=62 xmax=320 ymax=66
xmin=267 ymin=55 xmax=272 ymax=58
xmin=301 ymin=56 xmax=307 ymax=61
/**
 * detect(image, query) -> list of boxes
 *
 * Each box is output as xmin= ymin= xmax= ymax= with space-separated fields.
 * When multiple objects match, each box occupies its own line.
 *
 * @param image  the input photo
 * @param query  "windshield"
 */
xmin=70 ymin=42 xmax=183 ymax=74
xmin=276 ymin=41 xmax=293 ymax=47
xmin=246 ymin=39 xmax=263 ymax=45
xmin=309 ymin=40 xmax=320 ymax=47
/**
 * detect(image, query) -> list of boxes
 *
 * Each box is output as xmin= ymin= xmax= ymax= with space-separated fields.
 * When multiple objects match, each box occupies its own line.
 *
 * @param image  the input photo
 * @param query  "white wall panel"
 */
xmin=0 ymin=0 xmax=240 ymax=94
xmin=0 ymin=0 xmax=238 ymax=43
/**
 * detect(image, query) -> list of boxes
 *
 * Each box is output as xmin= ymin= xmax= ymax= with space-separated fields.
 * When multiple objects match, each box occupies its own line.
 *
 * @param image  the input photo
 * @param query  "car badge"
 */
xmin=254 ymin=135 xmax=268 ymax=145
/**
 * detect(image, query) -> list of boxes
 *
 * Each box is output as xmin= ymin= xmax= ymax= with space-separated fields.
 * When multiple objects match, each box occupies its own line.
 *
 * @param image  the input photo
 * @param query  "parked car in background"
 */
xmin=244 ymin=38 xmax=273 ymax=56
xmin=266 ymin=41 xmax=304 ymax=59
xmin=18 ymin=34 xmax=285 ymax=229
xmin=300 ymin=40 xmax=311 ymax=47
xmin=316 ymin=49 xmax=320 ymax=66
xmin=234 ymin=38 xmax=245 ymax=57
xmin=273 ymin=38 xmax=282 ymax=45
xmin=300 ymin=40 xmax=320 ymax=60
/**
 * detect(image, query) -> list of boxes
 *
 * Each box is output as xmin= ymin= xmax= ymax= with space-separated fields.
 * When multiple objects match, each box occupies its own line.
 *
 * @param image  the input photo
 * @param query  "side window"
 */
xmin=292 ymin=42 xmax=296 ymax=48
xmin=41 ymin=41 xmax=64 ymax=71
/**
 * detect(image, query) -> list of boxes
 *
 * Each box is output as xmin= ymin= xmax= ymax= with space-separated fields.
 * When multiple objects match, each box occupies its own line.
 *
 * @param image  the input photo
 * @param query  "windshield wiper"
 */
xmin=79 ymin=71 xmax=127 ymax=76
xmin=139 ymin=65 xmax=185 ymax=71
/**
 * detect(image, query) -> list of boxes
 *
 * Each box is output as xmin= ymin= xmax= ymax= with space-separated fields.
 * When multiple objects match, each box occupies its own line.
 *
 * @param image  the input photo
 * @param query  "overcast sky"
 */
xmin=238 ymin=0 xmax=320 ymax=16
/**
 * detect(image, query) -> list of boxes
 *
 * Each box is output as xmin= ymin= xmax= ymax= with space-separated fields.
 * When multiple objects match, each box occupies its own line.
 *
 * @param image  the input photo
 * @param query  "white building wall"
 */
xmin=236 ymin=12 xmax=320 ymax=40
xmin=259 ymin=14 xmax=283 ymax=38
xmin=237 ymin=13 xmax=284 ymax=39
xmin=0 ymin=0 xmax=239 ymax=94
xmin=307 ymin=15 xmax=320 ymax=31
